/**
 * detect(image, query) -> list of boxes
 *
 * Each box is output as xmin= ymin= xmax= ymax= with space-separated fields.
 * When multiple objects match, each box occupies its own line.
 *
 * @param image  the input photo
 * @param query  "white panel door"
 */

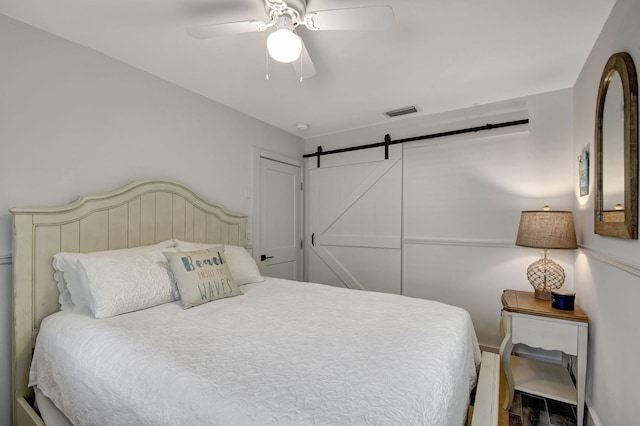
xmin=257 ymin=157 xmax=303 ymax=280
xmin=307 ymin=146 xmax=402 ymax=294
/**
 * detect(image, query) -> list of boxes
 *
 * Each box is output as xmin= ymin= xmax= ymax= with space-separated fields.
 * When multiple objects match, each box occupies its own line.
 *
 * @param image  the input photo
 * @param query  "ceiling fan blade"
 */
xmin=292 ymin=40 xmax=316 ymax=80
xmin=304 ymin=5 xmax=394 ymax=31
xmin=186 ymin=20 xmax=264 ymax=40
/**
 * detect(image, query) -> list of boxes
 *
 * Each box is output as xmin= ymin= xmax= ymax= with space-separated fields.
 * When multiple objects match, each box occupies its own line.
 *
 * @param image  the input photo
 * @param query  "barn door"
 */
xmin=306 ymin=146 xmax=402 ymax=294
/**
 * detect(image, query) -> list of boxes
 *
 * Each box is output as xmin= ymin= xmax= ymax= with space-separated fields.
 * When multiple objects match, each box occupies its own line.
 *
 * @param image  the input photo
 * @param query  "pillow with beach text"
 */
xmin=172 ymin=240 xmax=265 ymax=285
xmin=164 ymin=248 xmax=242 ymax=308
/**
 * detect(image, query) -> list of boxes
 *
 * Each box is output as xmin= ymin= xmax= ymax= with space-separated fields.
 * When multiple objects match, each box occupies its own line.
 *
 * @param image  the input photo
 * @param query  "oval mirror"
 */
xmin=594 ymin=52 xmax=638 ymax=239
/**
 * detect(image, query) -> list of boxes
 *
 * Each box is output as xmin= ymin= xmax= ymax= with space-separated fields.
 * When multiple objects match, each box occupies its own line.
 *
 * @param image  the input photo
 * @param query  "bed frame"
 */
xmin=10 ymin=179 xmax=247 ymax=426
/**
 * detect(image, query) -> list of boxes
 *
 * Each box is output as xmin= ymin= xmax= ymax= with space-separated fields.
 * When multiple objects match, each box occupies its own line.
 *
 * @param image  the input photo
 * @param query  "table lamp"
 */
xmin=515 ymin=207 xmax=578 ymax=300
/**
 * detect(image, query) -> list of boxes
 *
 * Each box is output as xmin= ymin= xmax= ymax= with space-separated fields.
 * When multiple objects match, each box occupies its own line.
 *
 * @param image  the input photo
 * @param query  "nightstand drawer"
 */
xmin=511 ymin=315 xmax=578 ymax=355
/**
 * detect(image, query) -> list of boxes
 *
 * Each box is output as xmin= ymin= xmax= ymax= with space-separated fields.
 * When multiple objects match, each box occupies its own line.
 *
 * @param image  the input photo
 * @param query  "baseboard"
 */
xmin=585 ymin=398 xmax=602 ymax=426
xmin=479 ymin=344 xmax=499 ymax=354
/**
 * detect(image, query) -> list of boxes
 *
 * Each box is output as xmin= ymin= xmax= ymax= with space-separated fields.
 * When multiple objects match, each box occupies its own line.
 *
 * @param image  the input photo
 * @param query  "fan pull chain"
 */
xmin=265 ymin=48 xmax=270 ymax=81
xmin=298 ymin=52 xmax=303 ymax=83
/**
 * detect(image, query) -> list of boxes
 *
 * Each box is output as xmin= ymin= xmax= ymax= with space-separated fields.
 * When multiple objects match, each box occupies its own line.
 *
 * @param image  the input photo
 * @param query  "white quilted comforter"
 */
xmin=31 ymin=278 xmax=481 ymax=426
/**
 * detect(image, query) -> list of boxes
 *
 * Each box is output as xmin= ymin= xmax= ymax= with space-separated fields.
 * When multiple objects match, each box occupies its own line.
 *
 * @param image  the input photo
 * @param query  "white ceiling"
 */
xmin=0 ymin=0 xmax=615 ymax=139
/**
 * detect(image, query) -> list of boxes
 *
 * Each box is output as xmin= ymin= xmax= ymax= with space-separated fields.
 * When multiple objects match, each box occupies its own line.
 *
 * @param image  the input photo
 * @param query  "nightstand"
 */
xmin=499 ymin=289 xmax=588 ymax=426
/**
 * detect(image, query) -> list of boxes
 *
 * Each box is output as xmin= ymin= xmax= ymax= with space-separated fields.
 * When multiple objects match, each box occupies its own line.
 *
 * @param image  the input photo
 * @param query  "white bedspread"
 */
xmin=30 ymin=278 xmax=481 ymax=426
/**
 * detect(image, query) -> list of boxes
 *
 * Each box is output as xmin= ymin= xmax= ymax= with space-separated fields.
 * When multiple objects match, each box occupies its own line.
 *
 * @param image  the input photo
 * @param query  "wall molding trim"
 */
xmin=585 ymin=398 xmax=603 ymax=426
xmin=403 ymin=236 xmax=514 ymax=248
xmin=0 ymin=252 xmax=11 ymax=266
xmin=579 ymin=246 xmax=640 ymax=278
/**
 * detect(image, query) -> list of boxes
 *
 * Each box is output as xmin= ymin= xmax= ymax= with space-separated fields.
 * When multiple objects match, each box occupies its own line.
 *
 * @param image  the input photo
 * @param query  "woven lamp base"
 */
xmin=526 ymin=255 xmax=566 ymax=300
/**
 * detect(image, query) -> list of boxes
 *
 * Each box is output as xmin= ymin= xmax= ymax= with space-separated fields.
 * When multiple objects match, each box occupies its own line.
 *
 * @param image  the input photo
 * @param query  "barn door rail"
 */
xmin=303 ymin=118 xmax=529 ymax=168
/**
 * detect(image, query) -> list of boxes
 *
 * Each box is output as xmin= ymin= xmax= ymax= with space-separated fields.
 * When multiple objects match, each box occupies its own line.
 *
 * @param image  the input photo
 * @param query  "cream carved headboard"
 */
xmin=10 ymin=179 xmax=247 ymax=425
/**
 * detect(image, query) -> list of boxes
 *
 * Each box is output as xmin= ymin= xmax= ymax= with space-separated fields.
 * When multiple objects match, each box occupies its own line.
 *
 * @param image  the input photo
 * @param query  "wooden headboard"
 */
xmin=10 ymin=179 xmax=247 ymax=425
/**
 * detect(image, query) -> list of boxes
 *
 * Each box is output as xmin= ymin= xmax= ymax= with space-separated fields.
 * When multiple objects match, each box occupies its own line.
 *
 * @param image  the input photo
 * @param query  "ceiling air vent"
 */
xmin=385 ymin=105 xmax=418 ymax=118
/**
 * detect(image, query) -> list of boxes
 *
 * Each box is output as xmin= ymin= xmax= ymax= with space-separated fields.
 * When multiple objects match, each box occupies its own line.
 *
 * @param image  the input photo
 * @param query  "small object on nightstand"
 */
xmin=551 ymin=289 xmax=575 ymax=311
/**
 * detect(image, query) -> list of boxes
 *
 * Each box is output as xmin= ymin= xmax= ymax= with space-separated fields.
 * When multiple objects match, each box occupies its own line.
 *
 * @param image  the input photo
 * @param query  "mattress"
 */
xmin=30 ymin=278 xmax=481 ymax=425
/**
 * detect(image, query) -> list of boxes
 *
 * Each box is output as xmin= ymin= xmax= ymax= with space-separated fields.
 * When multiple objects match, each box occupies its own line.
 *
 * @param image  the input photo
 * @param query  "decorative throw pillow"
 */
xmin=173 ymin=240 xmax=265 ymax=285
xmin=164 ymin=248 xmax=243 ymax=308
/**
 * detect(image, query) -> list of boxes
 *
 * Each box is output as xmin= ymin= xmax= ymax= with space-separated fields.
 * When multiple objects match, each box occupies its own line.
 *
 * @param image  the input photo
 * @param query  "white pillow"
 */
xmin=76 ymin=250 xmax=180 ymax=318
xmin=173 ymin=240 xmax=265 ymax=285
xmin=52 ymin=240 xmax=176 ymax=311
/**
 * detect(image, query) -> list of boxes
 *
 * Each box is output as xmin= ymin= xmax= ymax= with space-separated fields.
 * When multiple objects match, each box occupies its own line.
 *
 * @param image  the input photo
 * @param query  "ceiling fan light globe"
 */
xmin=267 ymin=28 xmax=302 ymax=63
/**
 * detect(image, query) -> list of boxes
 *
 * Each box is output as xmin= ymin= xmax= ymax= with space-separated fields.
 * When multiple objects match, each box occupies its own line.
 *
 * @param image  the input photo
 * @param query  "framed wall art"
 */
xmin=579 ymin=145 xmax=589 ymax=197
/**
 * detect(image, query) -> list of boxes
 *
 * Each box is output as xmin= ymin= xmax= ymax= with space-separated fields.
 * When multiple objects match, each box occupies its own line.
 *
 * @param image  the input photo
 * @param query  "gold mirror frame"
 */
xmin=594 ymin=52 xmax=638 ymax=239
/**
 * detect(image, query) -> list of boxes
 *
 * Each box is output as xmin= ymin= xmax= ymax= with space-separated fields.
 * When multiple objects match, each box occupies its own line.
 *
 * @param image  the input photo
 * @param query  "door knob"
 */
xmin=260 ymin=254 xmax=274 ymax=262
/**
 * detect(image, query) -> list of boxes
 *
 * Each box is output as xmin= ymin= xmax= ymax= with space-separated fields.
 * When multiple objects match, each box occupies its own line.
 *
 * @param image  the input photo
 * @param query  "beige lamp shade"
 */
xmin=516 ymin=211 xmax=577 ymax=250
xmin=516 ymin=210 xmax=577 ymax=300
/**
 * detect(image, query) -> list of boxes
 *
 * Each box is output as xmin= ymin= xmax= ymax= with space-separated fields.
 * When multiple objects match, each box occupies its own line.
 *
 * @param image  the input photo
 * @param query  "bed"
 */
xmin=11 ymin=178 xmax=481 ymax=426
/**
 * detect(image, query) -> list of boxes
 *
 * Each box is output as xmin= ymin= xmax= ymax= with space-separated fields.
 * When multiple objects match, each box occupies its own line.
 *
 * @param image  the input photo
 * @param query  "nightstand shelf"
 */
xmin=511 ymin=355 xmax=577 ymax=404
xmin=500 ymin=289 xmax=588 ymax=426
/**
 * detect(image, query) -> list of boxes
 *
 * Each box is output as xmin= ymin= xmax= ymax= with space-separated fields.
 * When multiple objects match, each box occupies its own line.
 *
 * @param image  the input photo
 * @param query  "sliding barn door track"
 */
xmin=303 ymin=119 xmax=529 ymax=168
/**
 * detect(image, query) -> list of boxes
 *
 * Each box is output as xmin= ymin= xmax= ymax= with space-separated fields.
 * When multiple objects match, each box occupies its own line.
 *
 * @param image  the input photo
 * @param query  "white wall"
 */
xmin=306 ymin=89 xmax=575 ymax=350
xmin=0 ymin=14 xmax=303 ymax=423
xmin=573 ymin=0 xmax=640 ymax=424
xmin=0 ymin=256 xmax=10 ymax=422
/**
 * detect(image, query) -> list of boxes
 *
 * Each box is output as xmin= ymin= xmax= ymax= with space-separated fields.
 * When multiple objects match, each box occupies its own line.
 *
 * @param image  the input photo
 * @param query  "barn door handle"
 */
xmin=260 ymin=254 xmax=274 ymax=262
xmin=311 ymin=233 xmax=315 ymax=246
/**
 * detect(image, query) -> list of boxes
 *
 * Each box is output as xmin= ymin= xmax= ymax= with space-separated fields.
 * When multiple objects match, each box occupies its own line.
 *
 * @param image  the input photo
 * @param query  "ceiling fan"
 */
xmin=186 ymin=0 xmax=394 ymax=80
